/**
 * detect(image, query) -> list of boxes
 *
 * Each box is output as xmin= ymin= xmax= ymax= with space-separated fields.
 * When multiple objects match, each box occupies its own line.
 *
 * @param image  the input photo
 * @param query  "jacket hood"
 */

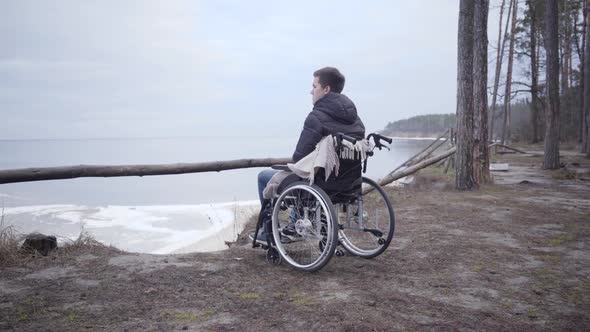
xmin=313 ymin=92 xmax=358 ymax=125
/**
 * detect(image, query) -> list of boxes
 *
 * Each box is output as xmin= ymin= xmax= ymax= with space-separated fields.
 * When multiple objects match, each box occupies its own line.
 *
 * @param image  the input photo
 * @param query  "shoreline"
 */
xmin=2 ymin=200 xmax=260 ymax=255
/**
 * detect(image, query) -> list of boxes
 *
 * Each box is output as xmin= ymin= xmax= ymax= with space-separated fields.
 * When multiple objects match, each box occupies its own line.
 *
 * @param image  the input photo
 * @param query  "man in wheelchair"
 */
xmin=251 ymin=67 xmax=394 ymax=272
xmin=254 ymin=66 xmax=365 ymax=241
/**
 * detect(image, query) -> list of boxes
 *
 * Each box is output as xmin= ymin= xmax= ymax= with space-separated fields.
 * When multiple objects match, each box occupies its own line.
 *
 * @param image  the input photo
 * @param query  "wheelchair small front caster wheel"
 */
xmin=266 ymin=247 xmax=282 ymax=266
xmin=335 ymin=249 xmax=345 ymax=257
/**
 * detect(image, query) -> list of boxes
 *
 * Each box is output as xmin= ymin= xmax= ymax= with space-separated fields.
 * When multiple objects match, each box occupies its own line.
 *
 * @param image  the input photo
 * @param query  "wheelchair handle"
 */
xmin=367 ymin=133 xmax=392 ymax=150
xmin=336 ymin=133 xmax=357 ymax=145
xmin=377 ymin=134 xmax=393 ymax=144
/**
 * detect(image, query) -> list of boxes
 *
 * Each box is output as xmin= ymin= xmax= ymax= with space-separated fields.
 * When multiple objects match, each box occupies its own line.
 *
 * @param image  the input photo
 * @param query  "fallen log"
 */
xmin=495 ymin=144 xmax=527 ymax=154
xmin=387 ymin=129 xmax=449 ymax=175
xmin=372 ymin=142 xmax=498 ymax=191
xmin=409 ymin=135 xmax=451 ymax=166
xmin=362 ymin=146 xmax=458 ymax=195
xmin=377 ymin=147 xmax=457 ymax=188
xmin=0 ymin=158 xmax=292 ymax=184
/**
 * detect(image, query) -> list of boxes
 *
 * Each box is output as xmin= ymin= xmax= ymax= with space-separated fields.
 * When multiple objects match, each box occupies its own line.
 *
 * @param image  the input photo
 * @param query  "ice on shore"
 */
xmin=2 ymin=201 xmax=260 ymax=254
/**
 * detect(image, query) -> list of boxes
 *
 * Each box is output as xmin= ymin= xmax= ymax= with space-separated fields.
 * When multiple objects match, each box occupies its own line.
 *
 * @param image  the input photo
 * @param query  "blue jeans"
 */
xmin=257 ymin=169 xmax=279 ymax=204
xmin=257 ymin=169 xmax=296 ymax=224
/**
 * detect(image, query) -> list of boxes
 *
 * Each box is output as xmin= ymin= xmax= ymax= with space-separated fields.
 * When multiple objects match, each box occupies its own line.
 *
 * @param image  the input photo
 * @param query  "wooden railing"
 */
xmin=0 ymin=158 xmax=291 ymax=184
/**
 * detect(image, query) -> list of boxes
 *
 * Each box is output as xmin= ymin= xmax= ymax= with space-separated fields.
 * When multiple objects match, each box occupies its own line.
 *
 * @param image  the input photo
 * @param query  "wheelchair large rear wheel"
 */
xmin=338 ymin=177 xmax=395 ymax=258
xmin=271 ymin=182 xmax=338 ymax=272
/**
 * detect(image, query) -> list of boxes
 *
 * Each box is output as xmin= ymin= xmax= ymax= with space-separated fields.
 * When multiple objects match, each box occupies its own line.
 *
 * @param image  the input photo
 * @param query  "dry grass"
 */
xmin=234 ymin=213 xmax=259 ymax=246
xmin=410 ymin=166 xmax=455 ymax=190
xmin=0 ymin=210 xmax=30 ymax=266
xmin=47 ymin=230 xmax=123 ymax=263
xmin=58 ymin=230 xmax=110 ymax=254
xmin=0 ymin=209 xmax=114 ymax=266
xmin=551 ymin=168 xmax=579 ymax=180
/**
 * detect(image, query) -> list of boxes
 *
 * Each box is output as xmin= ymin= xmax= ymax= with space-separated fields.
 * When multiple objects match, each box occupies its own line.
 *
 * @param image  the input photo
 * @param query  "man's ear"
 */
xmin=323 ymin=85 xmax=331 ymax=93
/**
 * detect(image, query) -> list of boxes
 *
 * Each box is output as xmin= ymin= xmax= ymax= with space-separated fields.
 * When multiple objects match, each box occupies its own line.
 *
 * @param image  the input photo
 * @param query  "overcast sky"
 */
xmin=0 ymin=1 xmax=504 ymax=140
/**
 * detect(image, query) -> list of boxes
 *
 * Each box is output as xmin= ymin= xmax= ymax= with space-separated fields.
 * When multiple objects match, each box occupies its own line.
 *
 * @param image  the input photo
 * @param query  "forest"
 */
xmin=386 ymin=0 xmax=587 ymax=146
xmin=452 ymin=0 xmax=589 ymax=190
xmin=382 ymin=114 xmax=456 ymax=137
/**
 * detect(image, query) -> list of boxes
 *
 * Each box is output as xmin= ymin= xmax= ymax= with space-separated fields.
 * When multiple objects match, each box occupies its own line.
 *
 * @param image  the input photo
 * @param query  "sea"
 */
xmin=0 ymin=136 xmax=433 ymax=254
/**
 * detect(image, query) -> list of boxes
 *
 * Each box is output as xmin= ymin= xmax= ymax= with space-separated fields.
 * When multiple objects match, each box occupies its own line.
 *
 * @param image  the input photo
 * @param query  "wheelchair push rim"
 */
xmin=271 ymin=182 xmax=338 ymax=272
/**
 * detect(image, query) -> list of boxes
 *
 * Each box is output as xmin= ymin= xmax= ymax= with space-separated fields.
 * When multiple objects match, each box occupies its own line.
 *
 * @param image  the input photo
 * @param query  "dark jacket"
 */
xmin=292 ymin=92 xmax=365 ymax=162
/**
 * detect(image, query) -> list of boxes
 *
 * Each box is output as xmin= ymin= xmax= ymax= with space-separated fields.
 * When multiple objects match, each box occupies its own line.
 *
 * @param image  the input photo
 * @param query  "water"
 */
xmin=0 ymin=136 xmax=433 ymax=253
xmin=0 ymin=136 xmax=294 ymax=206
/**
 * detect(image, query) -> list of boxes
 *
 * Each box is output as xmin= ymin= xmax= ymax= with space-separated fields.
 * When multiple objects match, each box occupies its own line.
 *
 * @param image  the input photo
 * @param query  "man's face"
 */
xmin=311 ymin=76 xmax=330 ymax=105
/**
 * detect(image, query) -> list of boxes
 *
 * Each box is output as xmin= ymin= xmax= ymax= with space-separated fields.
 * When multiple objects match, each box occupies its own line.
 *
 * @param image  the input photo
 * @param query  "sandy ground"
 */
xmin=0 ymin=147 xmax=589 ymax=331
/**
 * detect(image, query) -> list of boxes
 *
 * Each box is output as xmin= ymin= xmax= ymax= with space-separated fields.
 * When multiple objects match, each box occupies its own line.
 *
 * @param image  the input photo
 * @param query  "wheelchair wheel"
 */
xmin=266 ymin=247 xmax=282 ymax=266
xmin=338 ymin=177 xmax=395 ymax=258
xmin=271 ymin=182 xmax=338 ymax=272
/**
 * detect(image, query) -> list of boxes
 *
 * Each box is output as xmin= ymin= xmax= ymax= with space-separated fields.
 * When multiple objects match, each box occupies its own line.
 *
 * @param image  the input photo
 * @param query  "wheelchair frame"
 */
xmin=252 ymin=132 xmax=395 ymax=272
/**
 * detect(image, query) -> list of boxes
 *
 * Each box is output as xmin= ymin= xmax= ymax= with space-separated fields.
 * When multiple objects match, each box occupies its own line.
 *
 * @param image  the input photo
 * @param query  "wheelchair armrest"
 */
xmin=271 ymin=164 xmax=290 ymax=171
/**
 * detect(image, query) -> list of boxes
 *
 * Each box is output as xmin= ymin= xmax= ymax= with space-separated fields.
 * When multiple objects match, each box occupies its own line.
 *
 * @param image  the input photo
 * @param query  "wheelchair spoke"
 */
xmin=338 ymin=177 xmax=395 ymax=258
xmin=272 ymin=182 xmax=338 ymax=272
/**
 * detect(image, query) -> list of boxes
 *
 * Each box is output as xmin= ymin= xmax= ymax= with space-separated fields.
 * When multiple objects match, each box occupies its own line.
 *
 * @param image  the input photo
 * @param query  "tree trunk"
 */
xmin=584 ymin=1 xmax=590 ymax=155
xmin=561 ymin=1 xmax=572 ymax=141
xmin=490 ymin=0 xmax=511 ymax=141
xmin=455 ymin=0 xmax=476 ymax=190
xmin=537 ymin=26 xmax=544 ymax=139
xmin=0 ymin=157 xmax=293 ymax=184
xmin=562 ymin=3 xmax=570 ymax=95
xmin=576 ymin=1 xmax=588 ymax=148
xmin=474 ymin=0 xmax=490 ymax=185
xmin=529 ymin=0 xmax=540 ymax=143
xmin=502 ymin=0 xmax=519 ymax=145
xmin=544 ymin=0 xmax=561 ymax=168
xmin=569 ymin=10 xmax=574 ymax=90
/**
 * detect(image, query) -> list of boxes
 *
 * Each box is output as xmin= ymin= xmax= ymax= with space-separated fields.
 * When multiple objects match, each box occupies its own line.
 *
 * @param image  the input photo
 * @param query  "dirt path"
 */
xmin=1 ymin=150 xmax=589 ymax=331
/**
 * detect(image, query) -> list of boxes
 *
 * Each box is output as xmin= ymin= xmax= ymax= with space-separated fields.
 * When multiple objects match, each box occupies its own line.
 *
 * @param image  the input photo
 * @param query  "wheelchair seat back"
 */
xmin=313 ymin=157 xmax=362 ymax=203
xmin=276 ymin=153 xmax=363 ymax=204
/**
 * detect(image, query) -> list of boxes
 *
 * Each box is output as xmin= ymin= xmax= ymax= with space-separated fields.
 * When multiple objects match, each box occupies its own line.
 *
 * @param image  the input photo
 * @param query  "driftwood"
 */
xmin=410 ymin=136 xmax=451 ymax=166
xmin=495 ymin=144 xmax=527 ymax=154
xmin=0 ymin=158 xmax=292 ymax=184
xmin=387 ymin=129 xmax=450 ymax=176
xmin=362 ymin=146 xmax=458 ymax=195
xmin=378 ymin=147 xmax=457 ymax=188
xmin=370 ymin=141 xmax=501 ymax=192
xmin=406 ymin=129 xmax=450 ymax=163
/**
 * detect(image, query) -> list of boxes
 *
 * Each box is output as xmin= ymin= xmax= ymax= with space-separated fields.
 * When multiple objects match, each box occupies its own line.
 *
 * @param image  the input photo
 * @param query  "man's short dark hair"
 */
xmin=313 ymin=67 xmax=345 ymax=93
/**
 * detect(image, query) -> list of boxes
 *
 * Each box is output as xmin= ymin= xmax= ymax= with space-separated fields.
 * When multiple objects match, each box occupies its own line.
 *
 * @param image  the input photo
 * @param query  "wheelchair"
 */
xmin=252 ymin=133 xmax=395 ymax=272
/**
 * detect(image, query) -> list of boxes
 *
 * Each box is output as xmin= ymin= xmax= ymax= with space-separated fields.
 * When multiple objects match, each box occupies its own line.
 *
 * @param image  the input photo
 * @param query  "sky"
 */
xmin=0 ymin=0 xmax=503 ymax=140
